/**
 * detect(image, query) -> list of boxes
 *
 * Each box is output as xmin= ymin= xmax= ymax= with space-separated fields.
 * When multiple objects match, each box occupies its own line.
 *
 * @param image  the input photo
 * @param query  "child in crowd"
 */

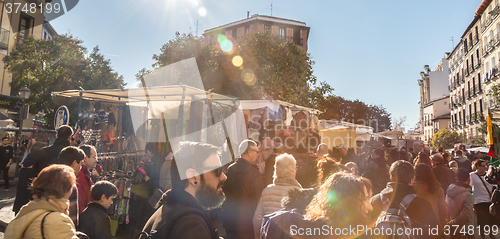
xmin=78 ymin=180 xmax=118 ymax=239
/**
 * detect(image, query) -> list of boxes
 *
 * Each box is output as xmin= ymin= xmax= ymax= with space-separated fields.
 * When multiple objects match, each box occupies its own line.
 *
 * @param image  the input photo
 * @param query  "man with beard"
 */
xmin=223 ymin=139 xmax=265 ymax=239
xmin=140 ymin=141 xmax=226 ymax=239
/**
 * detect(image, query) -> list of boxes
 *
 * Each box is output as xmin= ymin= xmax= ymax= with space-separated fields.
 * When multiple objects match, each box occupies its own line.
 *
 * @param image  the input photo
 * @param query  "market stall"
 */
xmin=52 ymin=85 xmax=246 ymax=235
xmin=238 ymin=100 xmax=321 ymax=153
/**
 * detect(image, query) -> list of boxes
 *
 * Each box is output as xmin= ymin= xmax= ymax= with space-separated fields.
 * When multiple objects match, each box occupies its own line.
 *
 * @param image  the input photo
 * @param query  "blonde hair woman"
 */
xmin=5 ymin=164 xmax=79 ymax=239
xmin=253 ymin=153 xmax=302 ymax=238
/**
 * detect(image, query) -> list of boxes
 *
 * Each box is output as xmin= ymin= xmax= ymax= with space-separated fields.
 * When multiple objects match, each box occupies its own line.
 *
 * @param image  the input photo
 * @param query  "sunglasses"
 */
xmin=198 ymin=165 xmax=224 ymax=177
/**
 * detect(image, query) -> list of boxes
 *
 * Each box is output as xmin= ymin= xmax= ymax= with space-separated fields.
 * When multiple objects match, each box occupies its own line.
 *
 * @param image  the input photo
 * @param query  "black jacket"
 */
xmin=222 ymin=158 xmax=265 ymax=233
xmin=361 ymin=156 xmax=389 ymax=195
xmin=29 ymin=138 xmax=70 ymax=178
xmin=141 ymin=190 xmax=218 ymax=239
xmin=78 ymin=202 xmax=113 ymax=239
xmin=371 ymin=182 xmax=439 ymax=238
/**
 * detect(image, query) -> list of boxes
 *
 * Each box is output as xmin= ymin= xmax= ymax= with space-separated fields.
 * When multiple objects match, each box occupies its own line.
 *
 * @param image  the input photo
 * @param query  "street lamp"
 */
xmin=17 ymin=85 xmax=30 ymax=154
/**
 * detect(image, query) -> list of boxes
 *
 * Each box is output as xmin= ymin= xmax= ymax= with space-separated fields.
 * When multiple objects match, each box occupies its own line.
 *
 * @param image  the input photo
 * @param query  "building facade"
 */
xmin=448 ymin=13 xmax=485 ymax=140
xmin=418 ymin=56 xmax=451 ymax=143
xmin=203 ymin=14 xmax=310 ymax=53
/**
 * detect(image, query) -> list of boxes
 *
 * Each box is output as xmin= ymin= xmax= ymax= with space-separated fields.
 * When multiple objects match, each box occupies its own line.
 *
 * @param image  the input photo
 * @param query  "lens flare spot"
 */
xmin=198 ymin=7 xmax=207 ymax=17
xmin=232 ymin=56 xmax=243 ymax=67
xmin=217 ymin=34 xmax=226 ymax=43
xmin=220 ymin=39 xmax=233 ymax=53
xmin=241 ymin=68 xmax=256 ymax=86
xmin=326 ymin=190 xmax=337 ymax=203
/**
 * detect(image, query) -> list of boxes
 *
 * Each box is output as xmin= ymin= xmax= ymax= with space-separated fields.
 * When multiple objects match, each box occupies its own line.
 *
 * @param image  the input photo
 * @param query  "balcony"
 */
xmin=475 ymin=59 xmax=481 ymax=69
xmin=465 ymin=68 xmax=470 ymax=76
xmin=0 ymin=28 xmax=8 ymax=50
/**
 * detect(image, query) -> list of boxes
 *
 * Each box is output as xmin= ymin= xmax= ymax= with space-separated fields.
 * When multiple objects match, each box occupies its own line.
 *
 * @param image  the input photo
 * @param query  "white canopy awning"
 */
xmin=52 ymin=85 xmax=238 ymax=104
xmin=238 ymin=100 xmax=321 ymax=114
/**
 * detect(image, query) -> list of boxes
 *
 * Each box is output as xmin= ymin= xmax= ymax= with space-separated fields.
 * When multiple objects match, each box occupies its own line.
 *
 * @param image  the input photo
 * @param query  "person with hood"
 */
xmin=140 ymin=141 xmax=227 ymax=239
xmin=223 ymin=139 xmax=265 ymax=239
xmin=446 ymin=168 xmax=474 ymax=239
xmin=253 ymin=153 xmax=302 ymax=238
xmin=260 ymin=188 xmax=318 ymax=239
xmin=362 ymin=148 xmax=389 ymax=195
xmin=370 ymin=160 xmax=439 ymax=238
xmin=453 ymin=150 xmax=472 ymax=173
xmin=4 ymin=164 xmax=79 ymax=239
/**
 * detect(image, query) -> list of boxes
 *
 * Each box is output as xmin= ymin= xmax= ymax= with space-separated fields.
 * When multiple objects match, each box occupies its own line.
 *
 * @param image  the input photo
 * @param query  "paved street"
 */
xmin=0 ymin=178 xmax=16 ymax=239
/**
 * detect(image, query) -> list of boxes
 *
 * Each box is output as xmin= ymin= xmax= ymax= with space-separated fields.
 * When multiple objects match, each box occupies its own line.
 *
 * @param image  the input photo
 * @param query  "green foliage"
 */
xmin=4 ymin=35 xmax=125 ymax=128
xmin=478 ymin=122 xmax=488 ymax=135
xmin=431 ymin=129 xmax=463 ymax=150
xmin=316 ymin=95 xmax=391 ymax=132
xmin=467 ymin=136 xmax=486 ymax=145
xmin=141 ymin=32 xmax=391 ymax=130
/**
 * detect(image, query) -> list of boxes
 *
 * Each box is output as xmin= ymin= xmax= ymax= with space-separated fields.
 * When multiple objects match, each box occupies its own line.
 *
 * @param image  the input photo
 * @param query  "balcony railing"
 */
xmin=0 ymin=28 xmax=9 ymax=50
xmin=475 ymin=59 xmax=481 ymax=69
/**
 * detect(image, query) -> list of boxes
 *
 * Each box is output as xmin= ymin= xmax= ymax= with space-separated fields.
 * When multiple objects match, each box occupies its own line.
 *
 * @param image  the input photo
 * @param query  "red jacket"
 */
xmin=77 ymin=165 xmax=94 ymax=214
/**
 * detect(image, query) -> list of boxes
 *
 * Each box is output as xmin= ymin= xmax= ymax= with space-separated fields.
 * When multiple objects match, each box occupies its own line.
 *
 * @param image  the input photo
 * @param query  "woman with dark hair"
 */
xmin=414 ymin=151 xmax=432 ymax=167
xmin=5 ymin=164 xmax=79 ymax=239
xmin=316 ymin=155 xmax=351 ymax=186
xmin=305 ymin=172 xmax=373 ymax=237
xmin=13 ymin=141 xmax=47 ymax=214
xmin=386 ymin=148 xmax=400 ymax=165
xmin=413 ymin=164 xmax=448 ymax=227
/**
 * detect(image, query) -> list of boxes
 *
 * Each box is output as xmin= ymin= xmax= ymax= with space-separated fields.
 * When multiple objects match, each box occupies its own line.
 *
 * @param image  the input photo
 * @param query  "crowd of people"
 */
xmin=3 ymin=126 xmax=499 ymax=239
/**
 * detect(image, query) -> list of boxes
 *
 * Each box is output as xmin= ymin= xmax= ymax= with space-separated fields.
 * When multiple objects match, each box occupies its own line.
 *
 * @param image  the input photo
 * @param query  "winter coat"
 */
xmin=222 ymin=157 xmax=265 ymax=234
xmin=413 ymin=181 xmax=448 ymax=226
xmin=159 ymin=153 xmax=173 ymax=192
xmin=362 ymin=156 xmax=389 ymax=195
xmin=253 ymin=177 xmax=302 ymax=238
xmin=76 ymin=165 xmax=94 ymax=214
xmin=453 ymin=156 xmax=472 ymax=172
xmin=432 ymin=165 xmax=455 ymax=195
xmin=371 ymin=182 xmax=439 ymax=239
xmin=5 ymin=197 xmax=78 ymax=239
xmin=446 ymin=182 xmax=474 ymax=226
xmin=260 ymin=208 xmax=323 ymax=239
xmin=28 ymin=138 xmax=70 ymax=178
xmin=78 ymin=202 xmax=112 ymax=239
xmin=140 ymin=190 xmax=218 ymax=239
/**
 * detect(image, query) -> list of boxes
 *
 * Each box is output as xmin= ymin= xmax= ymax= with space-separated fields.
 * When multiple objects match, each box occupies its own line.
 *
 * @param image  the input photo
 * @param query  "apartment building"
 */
xmin=418 ymin=57 xmax=451 ymax=143
xmin=480 ymin=0 xmax=500 ymax=126
xmin=0 ymin=0 xmax=53 ymax=127
xmin=448 ymin=13 xmax=485 ymax=139
xmin=203 ymin=14 xmax=310 ymax=53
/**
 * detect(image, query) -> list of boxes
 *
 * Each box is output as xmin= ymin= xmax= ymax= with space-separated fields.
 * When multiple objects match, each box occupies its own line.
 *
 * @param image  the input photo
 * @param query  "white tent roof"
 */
xmin=238 ymin=100 xmax=321 ymax=114
xmin=51 ymin=85 xmax=238 ymax=104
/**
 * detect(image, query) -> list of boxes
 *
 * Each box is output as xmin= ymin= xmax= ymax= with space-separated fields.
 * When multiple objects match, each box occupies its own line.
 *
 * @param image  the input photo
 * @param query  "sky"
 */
xmin=49 ymin=0 xmax=484 ymax=131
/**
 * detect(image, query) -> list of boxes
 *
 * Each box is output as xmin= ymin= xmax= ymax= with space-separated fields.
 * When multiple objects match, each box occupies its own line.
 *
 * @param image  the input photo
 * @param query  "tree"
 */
xmin=141 ymin=32 xmax=332 ymax=106
xmin=369 ymin=105 xmax=391 ymax=133
xmin=431 ymin=129 xmax=463 ymax=150
xmin=4 ymin=35 xmax=125 ymax=128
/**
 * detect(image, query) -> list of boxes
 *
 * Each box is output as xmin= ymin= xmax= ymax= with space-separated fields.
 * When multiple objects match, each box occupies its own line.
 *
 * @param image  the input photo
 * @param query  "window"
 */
xmin=300 ymin=30 xmax=303 ymax=45
xmin=474 ymin=102 xmax=477 ymax=120
xmin=279 ymin=28 xmax=285 ymax=39
xmin=264 ymin=25 xmax=270 ymax=32
xmin=232 ymin=29 xmax=237 ymax=39
xmin=245 ymin=26 xmax=250 ymax=34
xmin=469 ymin=105 xmax=472 ymax=121
xmin=18 ymin=14 xmax=33 ymax=44
xmin=473 ymin=77 xmax=476 ymax=94
xmin=480 ymin=99 xmax=483 ymax=113
xmin=478 ymin=73 xmax=482 ymax=91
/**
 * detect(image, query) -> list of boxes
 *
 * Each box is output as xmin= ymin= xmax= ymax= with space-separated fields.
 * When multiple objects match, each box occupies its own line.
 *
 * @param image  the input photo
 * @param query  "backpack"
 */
xmin=374 ymin=194 xmax=416 ymax=239
xmin=486 ymin=166 xmax=500 ymax=185
xmin=135 ymin=206 xmax=211 ymax=239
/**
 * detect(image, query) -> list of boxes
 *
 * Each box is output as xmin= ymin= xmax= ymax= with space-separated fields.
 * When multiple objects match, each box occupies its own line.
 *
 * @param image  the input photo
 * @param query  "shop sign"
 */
xmin=55 ymin=105 xmax=70 ymax=129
